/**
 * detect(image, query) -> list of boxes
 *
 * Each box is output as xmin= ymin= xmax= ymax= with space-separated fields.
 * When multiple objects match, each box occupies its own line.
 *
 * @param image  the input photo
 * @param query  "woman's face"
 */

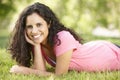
xmin=25 ymin=13 xmax=49 ymax=45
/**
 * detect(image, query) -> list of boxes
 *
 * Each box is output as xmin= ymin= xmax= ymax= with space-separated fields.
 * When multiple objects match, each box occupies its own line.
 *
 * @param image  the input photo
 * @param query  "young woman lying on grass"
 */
xmin=9 ymin=2 xmax=120 ymax=76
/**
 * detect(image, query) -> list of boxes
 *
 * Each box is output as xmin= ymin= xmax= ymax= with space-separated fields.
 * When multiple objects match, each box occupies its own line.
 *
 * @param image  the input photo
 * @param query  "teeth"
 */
xmin=34 ymin=35 xmax=40 ymax=38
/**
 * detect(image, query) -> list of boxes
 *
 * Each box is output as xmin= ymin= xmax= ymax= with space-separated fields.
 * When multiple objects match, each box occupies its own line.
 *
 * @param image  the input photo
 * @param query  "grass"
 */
xmin=0 ymin=29 xmax=10 ymax=49
xmin=0 ymin=29 xmax=120 ymax=80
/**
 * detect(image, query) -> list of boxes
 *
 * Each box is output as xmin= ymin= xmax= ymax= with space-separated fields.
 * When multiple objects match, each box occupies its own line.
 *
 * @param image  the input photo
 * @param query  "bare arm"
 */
xmin=10 ymin=65 xmax=53 ymax=76
xmin=55 ymin=49 xmax=73 ymax=75
xmin=10 ymin=44 xmax=53 ymax=76
xmin=10 ymin=32 xmax=53 ymax=76
xmin=32 ymin=45 xmax=46 ymax=71
xmin=10 ymin=49 xmax=73 ymax=76
xmin=10 ymin=32 xmax=73 ymax=76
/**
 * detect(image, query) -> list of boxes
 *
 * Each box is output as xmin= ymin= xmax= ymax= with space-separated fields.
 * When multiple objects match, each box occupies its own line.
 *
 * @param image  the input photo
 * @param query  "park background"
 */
xmin=0 ymin=0 xmax=120 ymax=80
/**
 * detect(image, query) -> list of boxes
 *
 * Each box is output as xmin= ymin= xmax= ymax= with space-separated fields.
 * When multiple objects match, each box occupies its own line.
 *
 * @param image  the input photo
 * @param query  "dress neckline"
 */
xmin=41 ymin=47 xmax=56 ymax=67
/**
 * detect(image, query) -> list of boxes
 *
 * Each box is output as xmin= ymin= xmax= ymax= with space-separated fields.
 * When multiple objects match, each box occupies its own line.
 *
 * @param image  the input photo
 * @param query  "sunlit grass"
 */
xmin=0 ymin=48 xmax=119 ymax=80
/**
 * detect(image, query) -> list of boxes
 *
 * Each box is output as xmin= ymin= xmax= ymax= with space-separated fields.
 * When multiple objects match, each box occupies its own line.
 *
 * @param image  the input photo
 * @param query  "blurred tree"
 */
xmin=0 ymin=0 xmax=15 ymax=18
xmin=54 ymin=0 xmax=120 ymax=33
xmin=0 ymin=0 xmax=15 ymax=29
xmin=0 ymin=0 xmax=32 ymax=29
xmin=0 ymin=0 xmax=119 ymax=33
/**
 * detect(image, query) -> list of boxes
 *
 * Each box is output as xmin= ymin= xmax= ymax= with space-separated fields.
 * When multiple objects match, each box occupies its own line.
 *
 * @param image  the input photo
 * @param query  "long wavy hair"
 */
xmin=9 ymin=2 xmax=83 ymax=67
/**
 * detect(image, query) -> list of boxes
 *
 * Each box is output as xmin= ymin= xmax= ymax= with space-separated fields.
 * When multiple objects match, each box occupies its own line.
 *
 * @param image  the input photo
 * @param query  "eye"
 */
xmin=26 ymin=25 xmax=33 ymax=29
xmin=36 ymin=23 xmax=42 ymax=28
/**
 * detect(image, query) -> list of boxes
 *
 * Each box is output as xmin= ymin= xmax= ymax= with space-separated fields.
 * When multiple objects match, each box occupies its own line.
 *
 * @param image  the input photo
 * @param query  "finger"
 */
xmin=25 ymin=32 xmax=34 ymax=45
xmin=10 ymin=67 xmax=15 ymax=73
xmin=10 ymin=68 xmax=13 ymax=73
xmin=25 ymin=32 xmax=30 ymax=41
xmin=10 ymin=65 xmax=20 ymax=73
xmin=25 ymin=33 xmax=28 ymax=41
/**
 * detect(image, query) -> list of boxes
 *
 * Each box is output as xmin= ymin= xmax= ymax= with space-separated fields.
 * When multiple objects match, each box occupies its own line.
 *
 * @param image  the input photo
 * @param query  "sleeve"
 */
xmin=54 ymin=31 xmax=77 ymax=56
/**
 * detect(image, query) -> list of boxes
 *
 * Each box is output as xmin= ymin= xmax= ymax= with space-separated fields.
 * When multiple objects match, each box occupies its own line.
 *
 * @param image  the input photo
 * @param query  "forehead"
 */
xmin=26 ymin=13 xmax=46 ymax=25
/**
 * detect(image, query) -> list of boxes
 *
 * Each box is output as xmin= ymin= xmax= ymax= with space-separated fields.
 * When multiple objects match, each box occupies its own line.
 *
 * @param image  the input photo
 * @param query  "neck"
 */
xmin=41 ymin=42 xmax=51 ymax=49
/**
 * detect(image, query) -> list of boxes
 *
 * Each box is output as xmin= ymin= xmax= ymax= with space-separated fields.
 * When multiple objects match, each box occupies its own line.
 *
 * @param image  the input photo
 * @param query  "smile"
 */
xmin=33 ymin=35 xmax=41 ymax=39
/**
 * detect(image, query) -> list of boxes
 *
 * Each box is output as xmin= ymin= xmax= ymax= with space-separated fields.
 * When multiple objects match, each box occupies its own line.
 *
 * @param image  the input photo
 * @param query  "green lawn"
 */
xmin=0 ymin=29 xmax=120 ymax=80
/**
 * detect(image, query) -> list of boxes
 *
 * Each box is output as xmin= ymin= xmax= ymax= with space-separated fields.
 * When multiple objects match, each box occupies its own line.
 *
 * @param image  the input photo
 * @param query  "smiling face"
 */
xmin=25 ymin=13 xmax=49 ymax=45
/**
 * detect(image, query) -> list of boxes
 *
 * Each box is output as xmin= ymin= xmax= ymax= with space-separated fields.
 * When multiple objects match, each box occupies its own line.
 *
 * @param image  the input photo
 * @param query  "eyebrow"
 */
xmin=26 ymin=22 xmax=42 ymax=27
xmin=25 ymin=25 xmax=32 ymax=28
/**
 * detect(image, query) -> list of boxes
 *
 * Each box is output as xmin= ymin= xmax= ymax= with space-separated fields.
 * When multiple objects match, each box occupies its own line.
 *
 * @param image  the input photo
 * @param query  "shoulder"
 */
xmin=54 ymin=30 xmax=77 ymax=56
xmin=55 ymin=30 xmax=76 ymax=46
xmin=57 ymin=30 xmax=73 ymax=38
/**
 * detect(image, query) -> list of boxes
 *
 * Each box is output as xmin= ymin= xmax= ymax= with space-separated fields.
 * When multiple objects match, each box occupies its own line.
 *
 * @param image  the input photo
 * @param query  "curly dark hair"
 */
xmin=9 ymin=2 xmax=83 ymax=67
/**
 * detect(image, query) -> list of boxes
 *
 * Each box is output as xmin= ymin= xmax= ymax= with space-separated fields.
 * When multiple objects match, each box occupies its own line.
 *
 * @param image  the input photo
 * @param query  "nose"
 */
xmin=32 ymin=26 xmax=38 ymax=34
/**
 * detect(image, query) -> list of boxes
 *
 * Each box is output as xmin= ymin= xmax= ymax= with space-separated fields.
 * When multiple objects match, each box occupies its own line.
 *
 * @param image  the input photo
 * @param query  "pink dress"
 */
xmin=53 ymin=31 xmax=120 ymax=72
xmin=41 ymin=30 xmax=120 ymax=72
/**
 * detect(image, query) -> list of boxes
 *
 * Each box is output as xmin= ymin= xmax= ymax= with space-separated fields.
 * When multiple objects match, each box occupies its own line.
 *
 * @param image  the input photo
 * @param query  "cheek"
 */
xmin=26 ymin=29 xmax=30 ymax=34
xmin=26 ymin=30 xmax=31 ymax=38
xmin=44 ymin=28 xmax=49 ymax=36
xmin=26 ymin=30 xmax=29 ymax=35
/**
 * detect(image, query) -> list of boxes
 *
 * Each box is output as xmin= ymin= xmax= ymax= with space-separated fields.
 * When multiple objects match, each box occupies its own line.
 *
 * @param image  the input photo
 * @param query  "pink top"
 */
xmin=53 ymin=30 xmax=120 ymax=71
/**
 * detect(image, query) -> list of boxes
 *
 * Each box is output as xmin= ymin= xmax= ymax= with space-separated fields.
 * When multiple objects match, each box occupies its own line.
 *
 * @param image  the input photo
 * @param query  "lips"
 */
xmin=32 ymin=34 xmax=41 ymax=40
xmin=34 ymin=35 xmax=40 ymax=38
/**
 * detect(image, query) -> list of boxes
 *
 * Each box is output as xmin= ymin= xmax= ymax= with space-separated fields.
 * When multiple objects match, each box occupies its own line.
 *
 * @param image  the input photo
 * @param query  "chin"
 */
xmin=34 ymin=41 xmax=41 ymax=44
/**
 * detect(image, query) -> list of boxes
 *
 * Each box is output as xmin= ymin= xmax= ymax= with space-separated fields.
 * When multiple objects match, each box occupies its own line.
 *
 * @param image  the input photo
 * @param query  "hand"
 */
xmin=10 ymin=65 xmax=24 ymax=74
xmin=25 ymin=32 xmax=40 ymax=46
xmin=10 ymin=65 xmax=53 ymax=76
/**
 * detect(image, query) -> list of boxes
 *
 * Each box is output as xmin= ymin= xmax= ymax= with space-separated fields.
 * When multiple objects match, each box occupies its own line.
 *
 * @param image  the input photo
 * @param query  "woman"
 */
xmin=9 ymin=2 xmax=120 ymax=76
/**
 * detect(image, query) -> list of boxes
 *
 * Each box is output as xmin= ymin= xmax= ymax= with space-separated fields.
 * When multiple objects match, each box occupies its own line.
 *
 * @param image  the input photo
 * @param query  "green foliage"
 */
xmin=0 ymin=29 xmax=9 ymax=48
xmin=0 ymin=0 xmax=120 ymax=32
xmin=0 ymin=0 xmax=15 ymax=18
xmin=54 ymin=0 xmax=120 ymax=33
xmin=0 ymin=0 xmax=33 ymax=18
xmin=0 ymin=0 xmax=32 ymax=29
xmin=0 ymin=0 xmax=15 ymax=29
